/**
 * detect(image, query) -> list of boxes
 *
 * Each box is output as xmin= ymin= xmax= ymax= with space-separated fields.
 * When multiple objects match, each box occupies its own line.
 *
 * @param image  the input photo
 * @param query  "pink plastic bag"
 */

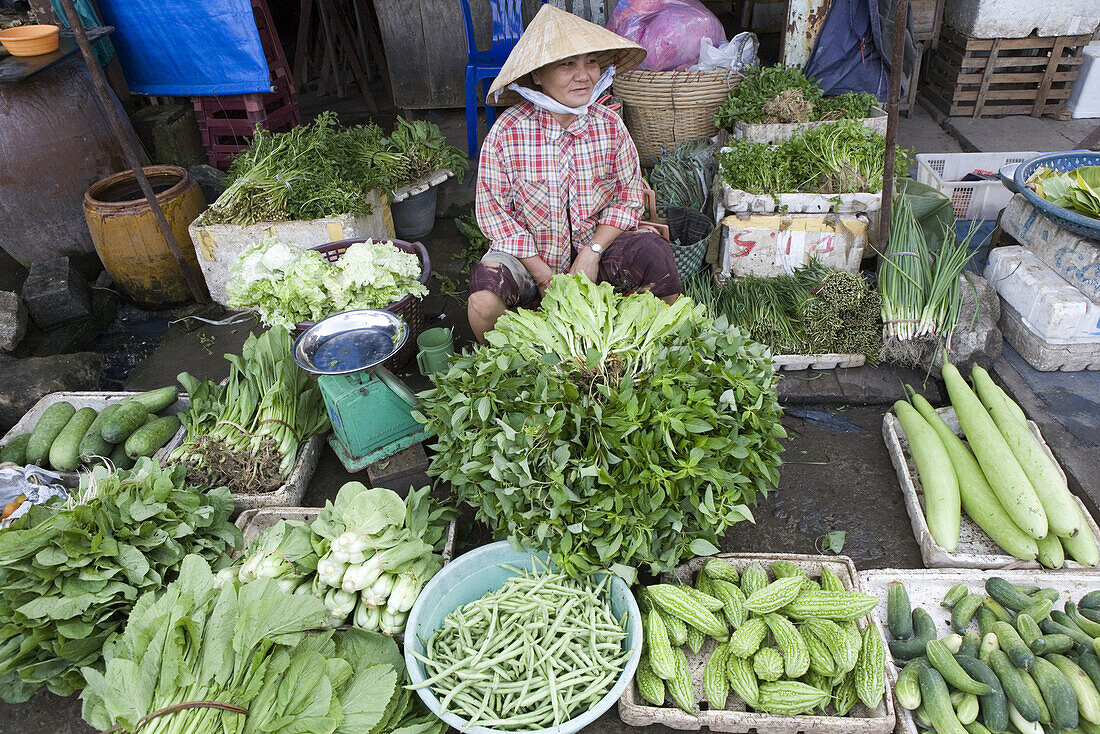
xmin=607 ymin=0 xmax=727 ymax=71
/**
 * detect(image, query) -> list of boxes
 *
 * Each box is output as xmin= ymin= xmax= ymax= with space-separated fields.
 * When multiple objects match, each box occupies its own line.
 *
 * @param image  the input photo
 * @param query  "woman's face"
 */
xmin=531 ymin=53 xmax=601 ymax=107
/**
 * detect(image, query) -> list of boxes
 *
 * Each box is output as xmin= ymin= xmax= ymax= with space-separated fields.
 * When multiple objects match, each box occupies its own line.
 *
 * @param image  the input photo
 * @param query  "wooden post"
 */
xmin=878 ymin=0 xmax=911 ymax=248
xmin=56 ymin=0 xmax=209 ymax=304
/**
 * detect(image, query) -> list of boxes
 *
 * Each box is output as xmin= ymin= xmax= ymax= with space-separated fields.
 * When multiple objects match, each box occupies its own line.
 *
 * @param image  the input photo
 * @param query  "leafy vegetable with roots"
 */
xmin=416 ymin=275 xmax=785 ymax=580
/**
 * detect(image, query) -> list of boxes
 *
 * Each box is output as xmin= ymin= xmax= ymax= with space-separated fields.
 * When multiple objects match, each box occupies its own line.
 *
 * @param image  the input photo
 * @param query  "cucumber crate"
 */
xmin=618 ymin=553 xmax=896 ymax=733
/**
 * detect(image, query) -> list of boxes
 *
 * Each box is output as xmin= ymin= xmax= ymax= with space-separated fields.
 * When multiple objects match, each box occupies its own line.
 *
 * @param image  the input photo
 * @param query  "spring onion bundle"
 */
xmin=879 ymin=197 xmax=979 ymax=342
xmin=408 ymin=566 xmax=630 ymax=730
xmin=171 ymin=326 xmax=329 ymax=492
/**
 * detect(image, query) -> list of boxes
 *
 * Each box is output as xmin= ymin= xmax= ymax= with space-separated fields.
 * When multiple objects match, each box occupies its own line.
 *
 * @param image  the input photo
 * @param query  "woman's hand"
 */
xmin=568 ymin=246 xmax=601 ymax=283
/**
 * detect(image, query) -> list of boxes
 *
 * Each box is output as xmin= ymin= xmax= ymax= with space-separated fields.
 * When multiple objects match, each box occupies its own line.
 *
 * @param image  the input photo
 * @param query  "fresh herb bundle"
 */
xmin=0 ymin=460 xmax=241 ymax=702
xmin=683 ymin=261 xmax=882 ymax=360
xmin=713 ymin=66 xmax=878 ymax=129
xmin=416 ymin=275 xmax=785 ymax=581
xmin=718 ymin=120 xmax=905 ymax=195
xmin=649 ymin=138 xmax=715 ymax=217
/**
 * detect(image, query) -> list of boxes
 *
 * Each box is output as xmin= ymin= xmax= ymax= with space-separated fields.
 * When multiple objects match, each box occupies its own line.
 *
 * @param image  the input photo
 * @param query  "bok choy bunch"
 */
xmin=170 ymin=326 xmax=329 ymax=494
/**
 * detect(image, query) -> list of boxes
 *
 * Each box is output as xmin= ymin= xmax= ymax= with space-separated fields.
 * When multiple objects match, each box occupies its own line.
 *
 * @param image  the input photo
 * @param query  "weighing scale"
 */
xmin=293 ymin=310 xmax=428 ymax=472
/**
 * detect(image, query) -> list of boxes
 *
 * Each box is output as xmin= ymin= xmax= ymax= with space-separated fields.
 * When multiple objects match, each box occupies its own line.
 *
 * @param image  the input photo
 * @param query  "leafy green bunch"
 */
xmin=416 ymin=275 xmax=786 ymax=581
xmin=386 ymin=117 xmax=469 ymax=189
xmin=713 ymin=65 xmax=878 ymax=129
xmin=0 ymin=460 xmax=241 ymax=703
xmin=718 ymin=119 xmax=906 ymax=195
xmin=1030 ymin=165 xmax=1100 ymax=220
xmin=80 ymin=554 xmax=444 ymax=734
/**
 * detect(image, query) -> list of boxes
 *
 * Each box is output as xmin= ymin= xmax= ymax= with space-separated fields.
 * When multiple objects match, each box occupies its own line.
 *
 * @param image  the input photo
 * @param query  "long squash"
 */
xmin=894 ymin=399 xmax=960 ymax=552
xmin=1061 ymin=528 xmax=1100 ymax=567
xmin=911 ymin=394 xmax=1039 ymax=561
xmin=942 ymin=363 xmax=1047 ymax=540
xmin=971 ymin=364 xmax=1083 ymax=538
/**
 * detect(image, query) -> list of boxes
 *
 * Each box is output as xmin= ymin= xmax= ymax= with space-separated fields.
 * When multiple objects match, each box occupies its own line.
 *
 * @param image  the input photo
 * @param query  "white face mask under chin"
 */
xmin=499 ymin=65 xmax=617 ymax=117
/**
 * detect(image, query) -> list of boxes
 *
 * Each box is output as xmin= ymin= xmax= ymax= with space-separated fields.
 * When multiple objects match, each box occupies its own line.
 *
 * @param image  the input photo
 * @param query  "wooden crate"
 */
xmin=910 ymin=0 xmax=945 ymax=46
xmin=924 ymin=27 xmax=1091 ymax=117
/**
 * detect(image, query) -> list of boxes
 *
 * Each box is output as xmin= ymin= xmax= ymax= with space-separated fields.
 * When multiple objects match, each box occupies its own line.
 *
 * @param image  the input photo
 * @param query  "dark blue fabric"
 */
xmin=95 ymin=0 xmax=270 ymax=95
xmin=804 ymin=0 xmax=889 ymax=99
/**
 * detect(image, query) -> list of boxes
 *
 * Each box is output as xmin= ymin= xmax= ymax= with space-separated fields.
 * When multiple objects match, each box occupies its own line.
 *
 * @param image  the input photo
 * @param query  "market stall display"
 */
xmin=861 ymin=569 xmax=1100 ymax=734
xmin=227 ymin=483 xmax=453 ymax=636
xmin=0 ymin=388 xmax=186 ymax=480
xmin=619 ymin=553 xmax=895 ymax=732
xmin=80 ymin=554 xmax=445 ymax=734
xmin=169 ymin=326 xmax=329 ymax=507
xmin=416 ymin=275 xmax=786 ymax=580
xmin=884 ymin=363 xmax=1100 ymax=569
xmin=0 ymin=459 xmax=241 ymax=702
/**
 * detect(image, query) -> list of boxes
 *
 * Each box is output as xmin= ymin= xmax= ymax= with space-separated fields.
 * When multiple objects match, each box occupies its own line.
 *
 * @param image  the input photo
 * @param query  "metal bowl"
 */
xmin=292 ymin=310 xmax=408 ymax=375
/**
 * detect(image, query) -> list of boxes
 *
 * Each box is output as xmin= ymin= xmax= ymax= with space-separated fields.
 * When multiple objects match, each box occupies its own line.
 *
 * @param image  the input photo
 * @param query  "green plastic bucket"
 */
xmin=403 ymin=541 xmax=642 ymax=734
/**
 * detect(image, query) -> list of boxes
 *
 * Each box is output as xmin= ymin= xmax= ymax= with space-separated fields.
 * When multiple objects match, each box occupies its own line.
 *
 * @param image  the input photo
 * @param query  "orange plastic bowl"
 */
xmin=0 ymin=25 xmax=60 ymax=57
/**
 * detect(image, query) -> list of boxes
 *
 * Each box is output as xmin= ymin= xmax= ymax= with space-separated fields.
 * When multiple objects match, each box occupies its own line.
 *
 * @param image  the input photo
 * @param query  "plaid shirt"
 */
xmin=475 ymin=101 xmax=644 ymax=273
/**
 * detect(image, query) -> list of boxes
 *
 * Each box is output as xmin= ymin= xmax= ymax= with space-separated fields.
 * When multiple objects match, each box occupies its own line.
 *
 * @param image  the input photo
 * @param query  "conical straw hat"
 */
xmin=486 ymin=4 xmax=645 ymax=107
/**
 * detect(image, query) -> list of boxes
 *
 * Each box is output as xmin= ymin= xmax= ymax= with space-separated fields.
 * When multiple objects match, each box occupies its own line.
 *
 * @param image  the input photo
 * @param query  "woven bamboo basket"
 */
xmin=612 ymin=68 xmax=736 ymax=164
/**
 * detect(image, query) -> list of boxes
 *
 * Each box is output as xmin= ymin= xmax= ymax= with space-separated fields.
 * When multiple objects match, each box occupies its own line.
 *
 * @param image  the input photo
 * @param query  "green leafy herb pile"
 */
xmin=0 ymin=459 xmax=241 ymax=703
xmin=80 ymin=554 xmax=444 ymax=734
xmin=718 ymin=120 xmax=904 ymax=195
xmin=172 ymin=326 xmax=330 ymax=492
xmin=198 ymin=112 xmax=468 ymax=226
xmin=416 ymin=275 xmax=785 ymax=581
xmin=682 ymin=261 xmax=883 ymax=361
xmin=226 ymin=235 xmax=427 ymax=329
xmin=650 ymin=138 xmax=715 ymax=217
xmin=1028 ymin=165 xmax=1100 ymax=220
xmin=713 ymin=65 xmax=878 ymax=129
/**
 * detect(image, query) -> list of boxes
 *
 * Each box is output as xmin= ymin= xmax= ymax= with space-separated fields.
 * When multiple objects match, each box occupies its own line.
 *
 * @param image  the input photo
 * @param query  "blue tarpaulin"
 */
xmin=95 ymin=0 xmax=271 ymax=96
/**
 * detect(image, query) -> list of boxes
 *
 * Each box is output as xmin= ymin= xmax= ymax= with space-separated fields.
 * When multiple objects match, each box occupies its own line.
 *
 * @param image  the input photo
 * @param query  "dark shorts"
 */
xmin=467 ymin=230 xmax=682 ymax=309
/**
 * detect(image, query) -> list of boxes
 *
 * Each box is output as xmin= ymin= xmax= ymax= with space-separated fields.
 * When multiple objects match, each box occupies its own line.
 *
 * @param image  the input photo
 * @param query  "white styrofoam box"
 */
xmin=1068 ymin=42 xmax=1100 ymax=119
xmin=773 ymin=353 xmax=866 ymax=370
xmin=718 ymin=179 xmax=883 ymax=215
xmin=985 ymin=246 xmax=1100 ymax=341
xmin=914 ymin=151 xmax=1039 ymax=220
xmin=733 ymin=107 xmax=887 ymax=144
xmin=718 ymin=212 xmax=869 ymax=278
xmin=945 ymin=0 xmax=1099 ymax=38
xmin=1001 ymin=299 xmax=1100 ymax=372
xmin=188 ymin=191 xmax=394 ymax=306
xmin=1000 ymin=193 xmax=1100 ymax=304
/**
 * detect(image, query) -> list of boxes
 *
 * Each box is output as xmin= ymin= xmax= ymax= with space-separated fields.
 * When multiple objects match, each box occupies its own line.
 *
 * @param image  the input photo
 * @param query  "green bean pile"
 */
xmin=409 ymin=568 xmax=632 ymax=730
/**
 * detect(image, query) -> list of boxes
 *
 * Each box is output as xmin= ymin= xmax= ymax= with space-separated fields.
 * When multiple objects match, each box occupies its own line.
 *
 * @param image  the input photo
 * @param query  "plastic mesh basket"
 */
xmin=915 ymin=152 xmax=1039 ymax=220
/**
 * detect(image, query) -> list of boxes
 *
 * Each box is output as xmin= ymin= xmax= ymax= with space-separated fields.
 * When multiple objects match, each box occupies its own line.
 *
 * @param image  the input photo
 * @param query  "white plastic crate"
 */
xmin=915 ymin=151 xmax=1040 ymax=220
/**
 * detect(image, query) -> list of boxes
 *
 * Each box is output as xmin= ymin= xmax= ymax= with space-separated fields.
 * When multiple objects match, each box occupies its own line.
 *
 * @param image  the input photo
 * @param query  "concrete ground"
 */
xmin=1 ymin=102 xmax=1098 ymax=732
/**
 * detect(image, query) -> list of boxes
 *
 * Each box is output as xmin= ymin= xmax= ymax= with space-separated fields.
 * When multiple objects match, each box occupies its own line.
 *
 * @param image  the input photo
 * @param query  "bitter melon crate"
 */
xmin=618 ymin=552 xmax=896 ymax=733
xmin=883 ymin=405 xmax=1100 ymax=570
xmin=924 ymin=27 xmax=1092 ymax=118
xmin=860 ymin=568 xmax=1100 ymax=734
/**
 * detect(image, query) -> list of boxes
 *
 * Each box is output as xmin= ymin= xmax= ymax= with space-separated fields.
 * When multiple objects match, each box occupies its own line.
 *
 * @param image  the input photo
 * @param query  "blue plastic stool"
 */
xmin=460 ymin=0 xmax=544 ymax=157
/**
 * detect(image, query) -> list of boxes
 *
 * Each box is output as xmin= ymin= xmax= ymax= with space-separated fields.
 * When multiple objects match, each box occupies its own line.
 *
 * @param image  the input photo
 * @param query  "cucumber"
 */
xmin=983 ymin=596 xmax=1013 ymax=624
xmin=79 ymin=402 xmax=122 ymax=461
xmin=979 ymin=632 xmax=999 ymax=666
xmin=993 ymin=621 xmax=1035 ymax=671
xmin=1040 ymin=619 xmax=1093 ymax=652
xmin=1068 ymin=602 xmax=1100 ymax=638
xmin=124 ymin=415 xmax=180 ymax=459
xmin=895 ymin=399 xmax=960 ymax=552
xmin=1007 ymin=701 xmax=1044 ymax=734
xmin=896 ymin=657 xmax=928 ymax=710
xmin=963 ymin=721 xmax=993 ymax=734
xmin=1017 ymin=663 xmax=1052 ymax=724
xmin=100 ymin=400 xmax=151 ymax=445
xmin=943 ymin=633 xmax=964 ymax=654
xmin=1031 ymin=634 xmax=1074 ymax=655
xmin=130 ymin=386 xmax=180 ymax=413
xmin=989 ymin=649 xmax=1043 ymax=723
xmin=888 ymin=581 xmax=913 ymax=640
xmin=1063 ymin=528 xmax=1100 ymax=567
xmin=913 ymin=394 xmax=1040 ymax=562
xmin=1081 ymin=606 xmax=1100 ymax=625
xmin=944 ymin=583 xmax=971 ymax=608
xmin=1052 ymin=610 xmax=1092 ymax=638
xmin=1016 ymin=613 xmax=1042 ymax=646
xmin=1047 ymin=653 xmax=1100 ymax=726
xmin=891 ymin=607 xmax=938 ymax=660
xmin=959 ymin=632 xmax=981 ymax=659
xmin=0 ymin=433 xmax=31 ymax=465
xmin=953 ymin=690 xmax=980 ymax=725
xmin=1030 ymin=655 xmax=1079 ymax=730
xmin=48 ymin=407 xmax=98 ymax=471
xmin=25 ymin=401 xmax=76 ymax=465
xmin=953 ymin=594 xmax=985 ymax=634
xmin=1030 ymin=588 xmax=1061 ymax=604
xmin=108 ymin=441 xmax=136 ymax=471
xmin=977 ymin=607 xmax=998 ymax=638
xmin=1018 ymin=598 xmax=1053 ymax=623
xmin=1036 ymin=530 xmax=1066 ymax=569
xmin=925 ymin=639 xmax=991 ymax=694
xmin=987 ymin=577 xmax=1034 ymax=613
xmin=1081 ymin=592 xmax=1100 ymax=611
xmin=919 ymin=666 xmax=969 ymax=734
xmin=954 ymin=654 xmax=1009 ymax=733
xmin=1077 ymin=654 xmax=1100 ymax=694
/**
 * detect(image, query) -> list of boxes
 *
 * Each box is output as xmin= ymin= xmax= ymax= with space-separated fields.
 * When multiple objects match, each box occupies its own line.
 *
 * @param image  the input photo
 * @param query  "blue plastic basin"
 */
xmin=403 ymin=541 xmax=642 ymax=734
